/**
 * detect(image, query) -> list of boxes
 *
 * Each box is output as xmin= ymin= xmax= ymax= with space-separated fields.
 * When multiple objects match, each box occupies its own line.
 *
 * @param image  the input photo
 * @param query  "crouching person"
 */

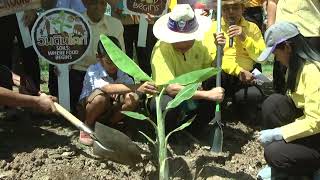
xmin=78 ymin=37 xmax=158 ymax=146
xmin=256 ymin=22 xmax=320 ymax=179
xmin=149 ymin=4 xmax=225 ymax=136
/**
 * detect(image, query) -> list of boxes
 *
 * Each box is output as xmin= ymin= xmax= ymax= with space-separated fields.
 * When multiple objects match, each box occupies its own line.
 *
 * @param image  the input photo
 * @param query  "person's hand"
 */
xmin=239 ymin=69 xmax=255 ymax=84
xmin=258 ymin=128 xmax=283 ymax=147
xmin=145 ymin=13 xmax=155 ymax=23
xmin=227 ymin=25 xmax=246 ymax=41
xmin=200 ymin=9 xmax=210 ymax=16
xmin=137 ymin=82 xmax=158 ymax=95
xmin=205 ymin=87 xmax=225 ymax=102
xmin=36 ymin=93 xmax=57 ymax=113
xmin=22 ymin=9 xmax=37 ymax=27
xmin=214 ymin=32 xmax=226 ymax=47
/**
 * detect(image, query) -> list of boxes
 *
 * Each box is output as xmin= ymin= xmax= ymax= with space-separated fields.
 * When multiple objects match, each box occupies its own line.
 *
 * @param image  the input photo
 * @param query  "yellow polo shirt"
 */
xmin=281 ymin=61 xmax=320 ymax=142
xmin=203 ymin=17 xmax=266 ymax=76
xmin=276 ymin=0 xmax=320 ymax=37
xmin=151 ymin=40 xmax=213 ymax=85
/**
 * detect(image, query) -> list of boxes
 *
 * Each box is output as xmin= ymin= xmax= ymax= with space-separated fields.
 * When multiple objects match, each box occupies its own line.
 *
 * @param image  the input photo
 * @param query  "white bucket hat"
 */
xmin=153 ymin=4 xmax=212 ymax=43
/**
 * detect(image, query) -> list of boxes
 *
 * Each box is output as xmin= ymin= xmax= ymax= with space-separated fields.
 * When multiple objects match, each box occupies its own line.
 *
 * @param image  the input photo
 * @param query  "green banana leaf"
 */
xmin=121 ymin=111 xmax=147 ymax=120
xmin=165 ymin=115 xmax=196 ymax=145
xmin=100 ymin=35 xmax=153 ymax=82
xmin=165 ymin=83 xmax=200 ymax=110
xmin=167 ymin=67 xmax=219 ymax=86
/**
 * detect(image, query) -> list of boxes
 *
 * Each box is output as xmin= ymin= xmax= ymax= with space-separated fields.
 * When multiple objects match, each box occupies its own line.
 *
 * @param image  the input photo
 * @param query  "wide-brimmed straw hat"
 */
xmin=153 ymin=4 xmax=211 ymax=43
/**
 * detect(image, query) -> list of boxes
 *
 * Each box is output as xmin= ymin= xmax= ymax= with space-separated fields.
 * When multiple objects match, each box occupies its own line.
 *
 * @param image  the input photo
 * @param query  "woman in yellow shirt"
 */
xmin=256 ymin=22 xmax=320 ymax=179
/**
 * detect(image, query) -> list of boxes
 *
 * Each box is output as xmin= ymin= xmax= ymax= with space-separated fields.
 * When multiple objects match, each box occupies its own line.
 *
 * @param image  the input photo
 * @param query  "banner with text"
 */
xmin=0 ymin=0 xmax=58 ymax=17
xmin=124 ymin=0 xmax=168 ymax=16
xmin=31 ymin=8 xmax=91 ymax=65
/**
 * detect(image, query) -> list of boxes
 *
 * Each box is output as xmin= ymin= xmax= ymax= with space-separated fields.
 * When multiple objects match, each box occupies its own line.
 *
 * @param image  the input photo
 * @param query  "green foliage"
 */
xmin=165 ymin=116 xmax=196 ymax=146
xmin=103 ymin=35 xmax=218 ymax=180
xmin=138 ymin=131 xmax=156 ymax=146
xmin=167 ymin=67 xmax=219 ymax=85
xmin=121 ymin=111 xmax=147 ymax=120
xmin=165 ymin=83 xmax=200 ymax=110
xmin=100 ymin=35 xmax=153 ymax=82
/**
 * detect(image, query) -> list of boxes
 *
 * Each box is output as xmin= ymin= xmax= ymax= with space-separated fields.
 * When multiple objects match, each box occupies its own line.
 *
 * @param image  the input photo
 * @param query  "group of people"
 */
xmin=0 ymin=0 xmax=320 ymax=179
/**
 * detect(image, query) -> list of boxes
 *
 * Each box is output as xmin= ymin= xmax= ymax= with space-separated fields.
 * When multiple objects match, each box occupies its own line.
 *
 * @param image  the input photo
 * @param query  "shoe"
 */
xmin=257 ymin=165 xmax=288 ymax=180
xmin=79 ymin=131 xmax=93 ymax=146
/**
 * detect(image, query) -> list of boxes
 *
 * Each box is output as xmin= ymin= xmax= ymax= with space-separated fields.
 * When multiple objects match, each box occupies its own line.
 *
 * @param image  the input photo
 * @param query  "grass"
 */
xmin=262 ymin=62 xmax=273 ymax=75
xmin=39 ymin=59 xmax=49 ymax=93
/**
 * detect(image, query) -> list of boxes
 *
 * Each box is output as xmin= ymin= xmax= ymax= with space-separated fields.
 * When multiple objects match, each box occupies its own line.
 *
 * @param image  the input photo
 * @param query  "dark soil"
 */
xmin=0 ymin=82 xmax=275 ymax=180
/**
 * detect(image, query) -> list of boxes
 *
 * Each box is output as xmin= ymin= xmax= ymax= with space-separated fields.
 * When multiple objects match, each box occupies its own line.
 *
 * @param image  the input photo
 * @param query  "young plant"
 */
xmin=101 ymin=35 xmax=218 ymax=180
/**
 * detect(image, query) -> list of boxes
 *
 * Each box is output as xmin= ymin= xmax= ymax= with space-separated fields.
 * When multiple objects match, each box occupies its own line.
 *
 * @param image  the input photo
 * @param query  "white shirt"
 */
xmin=79 ymin=62 xmax=134 ymax=100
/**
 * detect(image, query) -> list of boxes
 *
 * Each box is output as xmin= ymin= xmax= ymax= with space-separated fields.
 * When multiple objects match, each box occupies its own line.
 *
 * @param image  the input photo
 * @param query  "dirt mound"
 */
xmin=0 ymin=107 xmax=266 ymax=180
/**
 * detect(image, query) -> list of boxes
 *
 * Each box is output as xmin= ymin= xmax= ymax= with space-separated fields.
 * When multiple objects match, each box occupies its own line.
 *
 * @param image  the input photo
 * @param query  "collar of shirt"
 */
xmin=96 ymin=62 xmax=128 ymax=83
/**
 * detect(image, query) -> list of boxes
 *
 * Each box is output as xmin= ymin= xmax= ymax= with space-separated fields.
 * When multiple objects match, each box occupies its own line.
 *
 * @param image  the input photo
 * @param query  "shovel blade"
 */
xmin=211 ymin=125 xmax=223 ymax=152
xmin=93 ymin=122 xmax=142 ymax=166
xmin=210 ymin=110 xmax=223 ymax=152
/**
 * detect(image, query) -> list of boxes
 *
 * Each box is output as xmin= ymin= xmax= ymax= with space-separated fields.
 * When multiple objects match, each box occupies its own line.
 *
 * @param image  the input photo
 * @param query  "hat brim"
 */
xmin=153 ymin=14 xmax=212 ymax=43
xmin=257 ymin=46 xmax=275 ymax=62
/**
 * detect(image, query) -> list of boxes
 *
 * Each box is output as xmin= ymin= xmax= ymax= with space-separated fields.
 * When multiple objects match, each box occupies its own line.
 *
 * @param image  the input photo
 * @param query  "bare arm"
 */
xmin=166 ymin=84 xmax=224 ymax=102
xmin=0 ymin=87 xmax=56 ymax=113
xmin=267 ymin=0 xmax=278 ymax=28
xmin=100 ymin=82 xmax=158 ymax=95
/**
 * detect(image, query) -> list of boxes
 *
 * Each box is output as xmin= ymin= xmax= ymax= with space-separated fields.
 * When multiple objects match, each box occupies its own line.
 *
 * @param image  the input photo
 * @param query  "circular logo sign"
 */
xmin=32 ymin=8 xmax=91 ymax=65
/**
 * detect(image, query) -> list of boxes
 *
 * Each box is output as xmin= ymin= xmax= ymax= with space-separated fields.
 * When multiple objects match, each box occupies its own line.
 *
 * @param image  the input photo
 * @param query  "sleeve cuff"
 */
xmin=281 ymin=125 xmax=302 ymax=142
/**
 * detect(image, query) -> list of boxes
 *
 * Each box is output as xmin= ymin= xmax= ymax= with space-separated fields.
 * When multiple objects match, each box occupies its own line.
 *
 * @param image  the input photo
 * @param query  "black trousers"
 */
xmin=0 ymin=14 xmax=40 ymax=91
xmin=48 ymin=64 xmax=58 ymax=96
xmin=262 ymin=94 xmax=320 ymax=175
xmin=219 ymin=71 xmax=265 ymax=123
xmin=69 ymin=69 xmax=86 ymax=113
xmin=0 ymin=65 xmax=13 ymax=90
xmin=123 ymin=24 xmax=157 ymax=76
xmin=0 ymin=15 xmax=17 ymax=70
xmin=48 ymin=68 xmax=85 ymax=113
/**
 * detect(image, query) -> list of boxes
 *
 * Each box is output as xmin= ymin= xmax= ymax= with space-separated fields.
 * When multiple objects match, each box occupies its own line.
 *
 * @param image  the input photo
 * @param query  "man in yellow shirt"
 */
xmin=150 ymin=4 xmax=225 ymax=134
xmin=203 ymin=0 xmax=266 ymax=122
xmin=256 ymin=22 xmax=320 ymax=179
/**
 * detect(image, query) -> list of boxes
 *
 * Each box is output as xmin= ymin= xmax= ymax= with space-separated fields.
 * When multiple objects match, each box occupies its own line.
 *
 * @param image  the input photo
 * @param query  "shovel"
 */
xmin=54 ymin=102 xmax=142 ymax=165
xmin=209 ymin=0 xmax=224 ymax=153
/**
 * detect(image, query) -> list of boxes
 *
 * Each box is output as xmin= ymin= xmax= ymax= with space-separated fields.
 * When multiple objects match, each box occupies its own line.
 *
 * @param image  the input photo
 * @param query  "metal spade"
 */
xmin=54 ymin=102 xmax=142 ymax=165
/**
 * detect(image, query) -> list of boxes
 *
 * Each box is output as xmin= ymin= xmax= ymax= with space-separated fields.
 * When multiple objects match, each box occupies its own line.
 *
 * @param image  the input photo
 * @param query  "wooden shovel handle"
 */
xmin=54 ymin=102 xmax=93 ymax=134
